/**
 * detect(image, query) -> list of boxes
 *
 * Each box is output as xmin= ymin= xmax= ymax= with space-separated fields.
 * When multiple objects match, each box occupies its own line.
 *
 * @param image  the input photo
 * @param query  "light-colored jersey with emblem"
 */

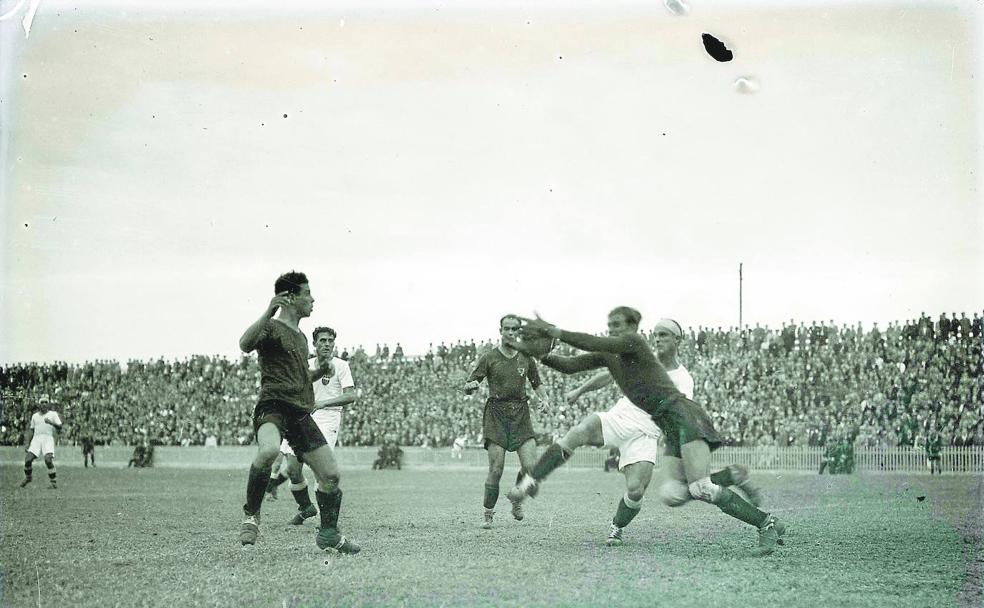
xmin=30 ymin=410 xmax=62 ymax=436
xmin=313 ymin=357 xmax=355 ymax=412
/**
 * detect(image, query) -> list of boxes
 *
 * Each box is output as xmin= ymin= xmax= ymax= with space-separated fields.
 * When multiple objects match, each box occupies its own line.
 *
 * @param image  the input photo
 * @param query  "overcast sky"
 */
xmin=1 ymin=0 xmax=981 ymax=364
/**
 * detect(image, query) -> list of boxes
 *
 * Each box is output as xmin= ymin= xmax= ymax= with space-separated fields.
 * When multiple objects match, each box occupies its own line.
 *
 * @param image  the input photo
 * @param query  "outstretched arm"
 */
xmin=539 ymin=352 xmax=607 ymax=375
xmin=519 ymin=316 xmax=639 ymax=354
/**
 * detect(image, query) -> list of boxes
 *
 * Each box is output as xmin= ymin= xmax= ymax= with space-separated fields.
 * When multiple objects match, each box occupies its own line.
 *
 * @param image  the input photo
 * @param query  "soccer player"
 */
xmin=277 ymin=326 xmax=358 ymax=526
xmin=561 ymin=318 xmax=761 ymax=546
xmin=507 ymin=307 xmax=786 ymax=556
xmin=237 ymin=271 xmax=359 ymax=553
xmin=463 ymin=314 xmax=549 ymax=529
xmin=21 ymin=395 xmax=63 ymax=489
xmin=81 ymin=431 xmax=96 ymax=468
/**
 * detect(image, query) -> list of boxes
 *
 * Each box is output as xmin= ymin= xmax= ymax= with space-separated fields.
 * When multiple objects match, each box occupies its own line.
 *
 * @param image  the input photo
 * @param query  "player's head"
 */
xmin=274 ymin=270 xmax=314 ymax=318
xmin=607 ymin=306 xmax=641 ymax=336
xmin=313 ymin=326 xmax=336 ymax=357
xmin=653 ymin=318 xmax=684 ymax=357
xmin=499 ymin=314 xmax=522 ymax=343
xmin=37 ymin=394 xmax=50 ymax=410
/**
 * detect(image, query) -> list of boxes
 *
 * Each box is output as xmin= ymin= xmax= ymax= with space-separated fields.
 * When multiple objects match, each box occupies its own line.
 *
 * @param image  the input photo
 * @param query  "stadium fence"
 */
xmin=1 ymin=445 xmax=980 ymax=472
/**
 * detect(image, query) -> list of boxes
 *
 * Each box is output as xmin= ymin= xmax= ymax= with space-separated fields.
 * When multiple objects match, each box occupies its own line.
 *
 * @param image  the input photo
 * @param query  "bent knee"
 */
xmin=688 ymin=477 xmax=723 ymax=503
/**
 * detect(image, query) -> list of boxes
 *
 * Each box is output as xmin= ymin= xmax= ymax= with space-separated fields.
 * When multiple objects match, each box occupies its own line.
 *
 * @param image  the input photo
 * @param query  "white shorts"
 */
xmin=595 ymin=397 xmax=662 ymax=471
xmin=281 ymin=408 xmax=341 ymax=455
xmin=28 ymin=435 xmax=55 ymax=458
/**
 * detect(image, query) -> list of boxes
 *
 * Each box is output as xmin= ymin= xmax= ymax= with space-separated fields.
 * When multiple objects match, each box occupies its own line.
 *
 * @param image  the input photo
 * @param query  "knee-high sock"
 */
xmin=23 ymin=461 xmax=33 ymax=481
xmin=710 ymin=467 xmax=736 ymax=486
xmin=612 ymin=494 xmax=643 ymax=528
xmin=291 ymin=481 xmax=313 ymax=508
xmin=243 ymin=464 xmax=269 ymax=516
xmin=45 ymin=460 xmax=56 ymax=484
xmin=316 ymin=487 xmax=343 ymax=530
xmin=266 ymin=473 xmax=288 ymax=493
xmin=484 ymin=483 xmax=499 ymax=509
xmin=531 ymin=444 xmax=572 ymax=481
xmin=715 ymin=487 xmax=769 ymax=527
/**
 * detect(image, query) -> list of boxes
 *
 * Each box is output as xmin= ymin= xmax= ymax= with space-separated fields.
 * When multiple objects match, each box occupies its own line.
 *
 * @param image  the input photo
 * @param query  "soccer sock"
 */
xmin=316 ymin=488 xmax=343 ymax=530
xmin=484 ymin=483 xmax=499 ymax=509
xmin=243 ymin=464 xmax=269 ymax=516
xmin=291 ymin=481 xmax=313 ymax=509
xmin=23 ymin=462 xmax=32 ymax=481
xmin=45 ymin=461 xmax=56 ymax=484
xmin=612 ymin=494 xmax=643 ymax=528
xmin=267 ymin=473 xmax=288 ymax=493
xmin=531 ymin=444 xmax=572 ymax=481
xmin=714 ymin=487 xmax=769 ymax=528
xmin=709 ymin=467 xmax=736 ymax=486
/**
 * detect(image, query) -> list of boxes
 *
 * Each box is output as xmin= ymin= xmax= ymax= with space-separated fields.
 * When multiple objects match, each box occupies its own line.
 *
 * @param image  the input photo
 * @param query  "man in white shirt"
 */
xmin=277 ymin=326 xmax=358 ymax=526
xmin=21 ymin=394 xmax=64 ymax=489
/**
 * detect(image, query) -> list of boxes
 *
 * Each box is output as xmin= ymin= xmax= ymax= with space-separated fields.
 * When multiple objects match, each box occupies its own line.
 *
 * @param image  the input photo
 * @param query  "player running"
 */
xmin=237 ymin=271 xmax=360 ymax=554
xmin=463 ymin=314 xmax=549 ymax=529
xmin=507 ymin=307 xmax=786 ymax=557
xmin=561 ymin=318 xmax=762 ymax=546
xmin=21 ymin=395 xmax=63 ymax=489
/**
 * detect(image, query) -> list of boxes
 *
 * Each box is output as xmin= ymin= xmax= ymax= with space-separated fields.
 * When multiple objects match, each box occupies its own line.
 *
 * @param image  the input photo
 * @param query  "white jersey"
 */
xmin=30 ymin=411 xmax=62 ymax=436
xmin=314 ymin=357 xmax=354 ymax=411
xmin=665 ymin=365 xmax=694 ymax=400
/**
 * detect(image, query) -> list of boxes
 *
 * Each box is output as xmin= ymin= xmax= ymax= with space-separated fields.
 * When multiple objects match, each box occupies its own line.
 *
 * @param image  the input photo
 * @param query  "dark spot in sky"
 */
xmin=265 ymin=224 xmax=269 ymax=228
xmin=261 ymin=123 xmax=265 ymax=127
xmin=558 ymin=55 xmax=563 ymax=60
xmin=702 ymin=33 xmax=733 ymax=62
xmin=24 ymin=223 xmax=29 ymax=228
xmin=283 ymin=114 xmax=288 ymax=118
xmin=662 ymin=132 xmax=666 ymax=136
xmin=22 ymin=74 xmax=27 ymax=78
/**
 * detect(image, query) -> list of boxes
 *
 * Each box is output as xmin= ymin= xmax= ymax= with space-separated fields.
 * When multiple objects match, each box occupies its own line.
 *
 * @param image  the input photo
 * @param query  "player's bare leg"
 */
xmin=240 ymin=422 xmax=282 ymax=545
xmin=483 ymin=443 xmax=507 ymax=528
xmin=511 ymin=439 xmax=539 ymax=521
xmin=509 ymin=413 xmax=604 ymax=504
xmin=679 ymin=440 xmax=784 ymax=557
xmin=303 ymin=445 xmax=360 ymax=554
xmin=607 ymin=461 xmax=655 ymax=546
xmin=20 ymin=453 xmax=36 ymax=487
xmin=285 ymin=454 xmax=318 ymax=525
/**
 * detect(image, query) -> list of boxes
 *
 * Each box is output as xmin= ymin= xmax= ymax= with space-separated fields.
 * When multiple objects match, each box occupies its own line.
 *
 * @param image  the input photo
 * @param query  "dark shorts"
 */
xmin=483 ymin=399 xmax=536 ymax=452
xmin=655 ymin=396 xmax=723 ymax=459
xmin=253 ymin=400 xmax=327 ymax=456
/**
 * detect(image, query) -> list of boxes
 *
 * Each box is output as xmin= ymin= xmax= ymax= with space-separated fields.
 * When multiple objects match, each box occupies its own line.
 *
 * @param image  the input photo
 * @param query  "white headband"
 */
xmin=654 ymin=318 xmax=683 ymax=337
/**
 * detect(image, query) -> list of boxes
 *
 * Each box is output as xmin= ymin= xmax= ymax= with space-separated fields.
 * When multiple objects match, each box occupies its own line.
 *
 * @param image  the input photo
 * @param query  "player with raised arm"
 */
xmin=507 ymin=307 xmax=785 ymax=557
xmin=237 ymin=271 xmax=359 ymax=554
xmin=464 ymin=314 xmax=549 ymax=529
xmin=20 ymin=395 xmax=63 ymax=489
xmin=278 ymin=326 xmax=358 ymax=526
xmin=564 ymin=318 xmax=762 ymax=546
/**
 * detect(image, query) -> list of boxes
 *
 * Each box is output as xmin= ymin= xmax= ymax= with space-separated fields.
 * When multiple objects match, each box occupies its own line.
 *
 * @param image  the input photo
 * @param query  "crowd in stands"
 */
xmin=1 ymin=312 xmax=981 ymax=451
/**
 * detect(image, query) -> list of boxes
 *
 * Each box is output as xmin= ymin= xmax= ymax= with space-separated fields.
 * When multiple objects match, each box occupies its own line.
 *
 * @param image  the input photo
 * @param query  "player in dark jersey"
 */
xmin=463 ymin=314 xmax=548 ymax=529
xmin=507 ymin=306 xmax=786 ymax=557
xmin=237 ymin=270 xmax=359 ymax=554
xmin=926 ymin=430 xmax=942 ymax=475
xmin=81 ymin=432 xmax=96 ymax=468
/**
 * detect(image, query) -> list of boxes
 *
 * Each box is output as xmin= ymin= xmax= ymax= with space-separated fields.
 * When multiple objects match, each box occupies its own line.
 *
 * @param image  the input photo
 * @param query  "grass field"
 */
xmin=1 ymin=465 xmax=980 ymax=608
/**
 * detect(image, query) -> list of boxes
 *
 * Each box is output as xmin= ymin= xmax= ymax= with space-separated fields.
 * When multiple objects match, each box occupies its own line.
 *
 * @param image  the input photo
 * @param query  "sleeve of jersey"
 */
xmin=527 ymin=357 xmax=542 ymax=389
xmin=541 ymin=353 xmax=607 ymax=374
xmin=254 ymin=319 xmax=273 ymax=350
xmin=556 ymin=330 xmax=639 ymax=355
xmin=338 ymin=361 xmax=355 ymax=389
xmin=466 ymin=354 xmax=488 ymax=383
xmin=50 ymin=412 xmax=64 ymax=426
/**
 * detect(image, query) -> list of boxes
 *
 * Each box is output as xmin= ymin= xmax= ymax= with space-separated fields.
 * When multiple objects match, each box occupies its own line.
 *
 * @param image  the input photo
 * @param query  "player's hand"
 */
xmin=518 ymin=314 xmax=560 ymax=339
xmin=463 ymin=380 xmax=480 ymax=394
xmin=565 ymin=390 xmax=580 ymax=405
xmin=267 ymin=291 xmax=291 ymax=316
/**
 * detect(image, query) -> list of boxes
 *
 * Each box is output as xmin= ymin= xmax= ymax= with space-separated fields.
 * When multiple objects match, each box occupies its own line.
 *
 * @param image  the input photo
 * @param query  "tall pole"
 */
xmin=739 ymin=262 xmax=743 ymax=330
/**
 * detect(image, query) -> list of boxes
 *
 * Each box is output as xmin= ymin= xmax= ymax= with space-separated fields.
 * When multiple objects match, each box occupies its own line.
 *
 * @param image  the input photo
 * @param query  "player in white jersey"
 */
xmin=560 ymin=319 xmax=761 ymax=546
xmin=20 ymin=395 xmax=63 ymax=489
xmin=276 ymin=326 xmax=358 ymax=526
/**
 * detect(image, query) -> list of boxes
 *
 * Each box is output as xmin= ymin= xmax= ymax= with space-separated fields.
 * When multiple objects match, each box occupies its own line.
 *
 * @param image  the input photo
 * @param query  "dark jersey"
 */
xmin=468 ymin=347 xmax=541 ymax=402
xmin=542 ymin=331 xmax=684 ymax=417
xmin=926 ymin=436 xmax=942 ymax=458
xmin=251 ymin=318 xmax=315 ymax=412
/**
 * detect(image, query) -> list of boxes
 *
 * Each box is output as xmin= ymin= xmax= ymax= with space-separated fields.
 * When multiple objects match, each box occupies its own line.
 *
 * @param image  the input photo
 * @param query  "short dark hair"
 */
xmin=274 ymin=271 xmax=308 ymax=296
xmin=500 ymin=314 xmax=521 ymax=329
xmin=313 ymin=326 xmax=336 ymax=341
xmin=609 ymin=306 xmax=642 ymax=327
